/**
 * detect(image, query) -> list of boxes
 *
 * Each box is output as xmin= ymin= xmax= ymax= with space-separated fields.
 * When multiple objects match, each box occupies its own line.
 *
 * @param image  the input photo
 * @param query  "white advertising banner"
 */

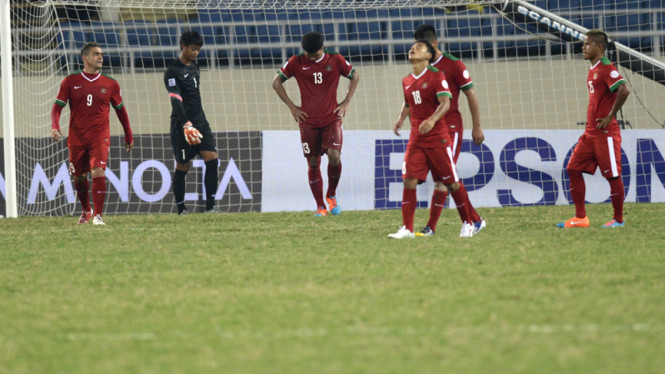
xmin=262 ymin=130 xmax=665 ymax=212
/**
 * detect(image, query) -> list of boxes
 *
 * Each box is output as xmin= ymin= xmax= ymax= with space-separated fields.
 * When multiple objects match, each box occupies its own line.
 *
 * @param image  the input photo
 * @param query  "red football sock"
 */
xmin=450 ymin=185 xmax=471 ymax=224
xmin=326 ymin=162 xmax=342 ymax=198
xmin=402 ymin=188 xmax=417 ymax=232
xmin=92 ymin=177 xmax=106 ymax=217
xmin=308 ymin=167 xmax=326 ymax=208
xmin=427 ymin=190 xmax=447 ymax=232
xmin=568 ymin=170 xmax=586 ymax=218
xmin=608 ymin=177 xmax=624 ymax=223
xmin=74 ymin=179 xmax=91 ymax=212
xmin=459 ymin=182 xmax=481 ymax=223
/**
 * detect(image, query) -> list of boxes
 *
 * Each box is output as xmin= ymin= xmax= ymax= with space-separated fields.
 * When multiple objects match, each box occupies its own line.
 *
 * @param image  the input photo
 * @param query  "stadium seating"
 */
xmin=90 ymin=22 xmax=122 ymax=66
xmin=125 ymin=20 xmax=155 ymax=67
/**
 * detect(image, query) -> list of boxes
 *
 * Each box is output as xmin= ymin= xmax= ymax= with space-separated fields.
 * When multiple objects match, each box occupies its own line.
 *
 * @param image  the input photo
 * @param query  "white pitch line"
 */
xmin=59 ymin=323 xmax=665 ymax=341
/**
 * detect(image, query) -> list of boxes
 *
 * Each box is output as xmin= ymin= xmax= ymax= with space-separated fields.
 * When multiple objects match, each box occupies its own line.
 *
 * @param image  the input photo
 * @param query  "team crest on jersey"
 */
xmin=100 ymin=88 xmax=107 ymax=94
xmin=422 ymin=82 xmax=429 ymax=88
xmin=326 ymin=65 xmax=333 ymax=72
xmin=593 ymin=73 xmax=598 ymax=80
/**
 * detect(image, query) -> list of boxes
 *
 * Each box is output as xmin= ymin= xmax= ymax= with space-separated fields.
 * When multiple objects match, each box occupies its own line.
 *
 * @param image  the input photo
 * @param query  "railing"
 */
xmin=9 ymin=8 xmax=665 ymax=73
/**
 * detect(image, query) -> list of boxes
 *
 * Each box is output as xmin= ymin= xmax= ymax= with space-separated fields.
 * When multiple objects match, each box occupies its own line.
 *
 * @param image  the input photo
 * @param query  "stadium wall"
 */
xmin=2 ymin=59 xmax=665 ymax=140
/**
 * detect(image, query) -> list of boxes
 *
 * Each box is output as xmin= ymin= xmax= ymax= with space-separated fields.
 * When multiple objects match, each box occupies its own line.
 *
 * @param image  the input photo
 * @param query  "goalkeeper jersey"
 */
xmin=164 ymin=58 xmax=208 ymax=131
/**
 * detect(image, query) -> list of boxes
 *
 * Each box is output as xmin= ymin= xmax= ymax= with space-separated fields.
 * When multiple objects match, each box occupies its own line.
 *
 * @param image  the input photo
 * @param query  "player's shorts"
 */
xmin=299 ymin=119 xmax=343 ymax=158
xmin=447 ymin=125 xmax=464 ymax=163
xmin=68 ymin=140 xmax=110 ymax=177
xmin=403 ymin=143 xmax=459 ymax=184
xmin=170 ymin=119 xmax=217 ymax=164
xmin=567 ymin=131 xmax=622 ymax=179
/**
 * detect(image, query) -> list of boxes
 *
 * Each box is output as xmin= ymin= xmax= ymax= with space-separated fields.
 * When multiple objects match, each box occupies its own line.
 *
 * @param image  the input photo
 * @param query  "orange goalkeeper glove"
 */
xmin=183 ymin=121 xmax=202 ymax=145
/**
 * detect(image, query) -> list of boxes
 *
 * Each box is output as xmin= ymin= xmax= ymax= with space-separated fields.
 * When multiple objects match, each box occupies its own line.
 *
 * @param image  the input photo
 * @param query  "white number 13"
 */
xmin=313 ymin=72 xmax=323 ymax=84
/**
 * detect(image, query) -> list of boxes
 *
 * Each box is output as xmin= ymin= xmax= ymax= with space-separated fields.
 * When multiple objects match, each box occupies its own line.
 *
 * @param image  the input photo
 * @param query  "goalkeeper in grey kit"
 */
xmin=164 ymin=30 xmax=220 ymax=214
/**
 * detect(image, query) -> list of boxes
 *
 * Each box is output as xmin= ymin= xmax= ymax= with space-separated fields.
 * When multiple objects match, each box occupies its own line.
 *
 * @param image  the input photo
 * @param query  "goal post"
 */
xmin=1 ymin=0 xmax=18 ymax=218
xmin=3 ymin=0 xmax=665 ymax=217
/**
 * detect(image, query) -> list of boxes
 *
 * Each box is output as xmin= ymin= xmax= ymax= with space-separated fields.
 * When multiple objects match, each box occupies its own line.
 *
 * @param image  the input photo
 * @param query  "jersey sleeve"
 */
xmin=54 ymin=77 xmax=70 ymax=107
xmin=164 ymin=67 xmax=188 ymax=126
xmin=436 ymin=72 xmax=453 ymax=99
xmin=110 ymin=80 xmax=124 ymax=110
xmin=278 ymin=55 xmax=298 ymax=81
xmin=604 ymin=65 xmax=626 ymax=92
xmin=337 ymin=54 xmax=355 ymax=79
xmin=454 ymin=60 xmax=474 ymax=91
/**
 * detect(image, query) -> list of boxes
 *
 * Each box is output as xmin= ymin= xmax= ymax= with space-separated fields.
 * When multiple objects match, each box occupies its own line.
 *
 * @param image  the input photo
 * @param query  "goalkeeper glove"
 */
xmin=183 ymin=121 xmax=202 ymax=145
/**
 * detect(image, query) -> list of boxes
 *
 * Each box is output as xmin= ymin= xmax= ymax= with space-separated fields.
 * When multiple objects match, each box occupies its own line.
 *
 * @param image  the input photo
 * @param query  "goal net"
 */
xmin=2 ymin=0 xmax=664 ymax=217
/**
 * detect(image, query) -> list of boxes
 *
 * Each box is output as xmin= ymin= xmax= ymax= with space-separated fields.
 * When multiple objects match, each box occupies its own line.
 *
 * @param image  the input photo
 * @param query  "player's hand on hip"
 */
xmin=51 ymin=129 xmax=62 ymax=142
xmin=393 ymin=120 xmax=404 ymax=136
xmin=419 ymin=118 xmax=435 ymax=135
xmin=333 ymin=100 xmax=350 ymax=118
xmin=183 ymin=121 xmax=203 ymax=145
xmin=472 ymin=127 xmax=485 ymax=145
xmin=596 ymin=115 xmax=612 ymax=129
xmin=289 ymin=106 xmax=308 ymax=123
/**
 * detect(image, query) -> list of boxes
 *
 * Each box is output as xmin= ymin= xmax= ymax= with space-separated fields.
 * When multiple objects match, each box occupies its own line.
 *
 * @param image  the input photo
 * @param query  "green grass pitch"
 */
xmin=1 ymin=203 xmax=664 ymax=373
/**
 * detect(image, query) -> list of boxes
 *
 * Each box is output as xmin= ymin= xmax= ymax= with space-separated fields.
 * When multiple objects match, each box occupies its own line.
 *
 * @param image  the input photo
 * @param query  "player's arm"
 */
xmin=51 ymin=80 xmax=69 ymax=142
xmin=462 ymin=87 xmax=484 ymax=145
xmin=271 ymin=73 xmax=308 ymax=123
xmin=51 ymin=102 xmax=65 ymax=142
xmin=164 ymin=70 xmax=201 ymax=145
xmin=597 ymin=83 xmax=631 ymax=129
xmin=393 ymin=101 xmax=410 ymax=136
xmin=334 ymin=70 xmax=360 ymax=118
xmin=114 ymin=104 xmax=134 ymax=152
xmin=419 ymin=95 xmax=451 ymax=135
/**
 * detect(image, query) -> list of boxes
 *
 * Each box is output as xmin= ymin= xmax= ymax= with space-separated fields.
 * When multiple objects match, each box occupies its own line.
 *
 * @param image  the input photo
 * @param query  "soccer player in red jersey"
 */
xmin=272 ymin=31 xmax=360 ymax=217
xmin=51 ymin=42 xmax=133 ymax=225
xmin=389 ymin=40 xmax=476 ymax=239
xmin=412 ymin=24 xmax=486 ymax=237
xmin=557 ymin=29 xmax=630 ymax=229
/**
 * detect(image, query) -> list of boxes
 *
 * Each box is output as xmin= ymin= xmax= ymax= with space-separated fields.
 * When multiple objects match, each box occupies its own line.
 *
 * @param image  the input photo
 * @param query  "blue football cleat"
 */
xmin=473 ymin=218 xmax=486 ymax=234
xmin=601 ymin=219 xmax=625 ymax=228
xmin=326 ymin=196 xmax=341 ymax=215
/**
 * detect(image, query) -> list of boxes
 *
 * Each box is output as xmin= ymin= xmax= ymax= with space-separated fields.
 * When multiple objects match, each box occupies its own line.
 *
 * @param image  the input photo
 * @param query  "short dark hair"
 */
xmin=414 ymin=24 xmax=438 ymax=45
xmin=301 ymin=31 xmax=324 ymax=54
xmin=180 ymin=30 xmax=204 ymax=48
xmin=81 ymin=41 xmax=101 ymax=57
xmin=415 ymin=39 xmax=436 ymax=63
xmin=586 ymin=29 xmax=609 ymax=51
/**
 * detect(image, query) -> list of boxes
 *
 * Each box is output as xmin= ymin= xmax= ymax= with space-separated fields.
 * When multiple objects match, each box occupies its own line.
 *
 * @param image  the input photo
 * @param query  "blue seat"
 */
xmin=605 ymin=13 xmax=652 ymax=51
xmin=154 ymin=19 xmax=181 ymax=66
xmin=253 ymin=24 xmax=282 ymax=60
xmin=392 ymin=20 xmax=420 ymax=55
xmin=344 ymin=20 xmax=385 ymax=59
xmin=445 ymin=17 xmax=492 ymax=57
xmin=89 ymin=22 xmax=121 ymax=67
xmin=550 ymin=0 xmax=581 ymax=10
xmin=57 ymin=21 xmax=86 ymax=70
xmin=125 ymin=20 xmax=154 ymax=66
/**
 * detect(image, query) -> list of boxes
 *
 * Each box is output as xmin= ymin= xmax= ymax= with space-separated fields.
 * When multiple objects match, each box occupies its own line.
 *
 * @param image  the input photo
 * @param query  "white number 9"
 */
xmin=86 ymin=94 xmax=93 ymax=106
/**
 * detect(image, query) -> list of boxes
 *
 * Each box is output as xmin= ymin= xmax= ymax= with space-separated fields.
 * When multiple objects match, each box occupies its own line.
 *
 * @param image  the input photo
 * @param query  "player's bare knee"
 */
xmin=91 ymin=167 xmax=105 ymax=179
xmin=403 ymin=178 xmax=419 ymax=189
xmin=445 ymin=181 xmax=460 ymax=192
xmin=434 ymin=181 xmax=448 ymax=192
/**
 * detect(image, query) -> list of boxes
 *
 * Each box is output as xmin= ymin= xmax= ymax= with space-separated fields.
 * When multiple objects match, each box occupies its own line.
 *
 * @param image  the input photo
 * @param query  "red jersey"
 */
xmin=586 ymin=57 xmax=626 ymax=135
xmin=278 ymin=50 xmax=355 ymax=127
xmin=54 ymin=71 xmax=124 ymax=147
xmin=403 ymin=66 xmax=453 ymax=148
xmin=431 ymin=52 xmax=474 ymax=130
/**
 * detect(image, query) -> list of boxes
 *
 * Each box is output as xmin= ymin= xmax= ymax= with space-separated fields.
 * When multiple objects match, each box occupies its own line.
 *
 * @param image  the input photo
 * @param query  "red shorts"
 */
xmin=68 ymin=141 xmax=110 ymax=177
xmin=567 ymin=132 xmax=622 ymax=179
xmin=447 ymin=127 xmax=463 ymax=163
xmin=403 ymin=144 xmax=459 ymax=184
xmin=299 ymin=120 xmax=343 ymax=158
